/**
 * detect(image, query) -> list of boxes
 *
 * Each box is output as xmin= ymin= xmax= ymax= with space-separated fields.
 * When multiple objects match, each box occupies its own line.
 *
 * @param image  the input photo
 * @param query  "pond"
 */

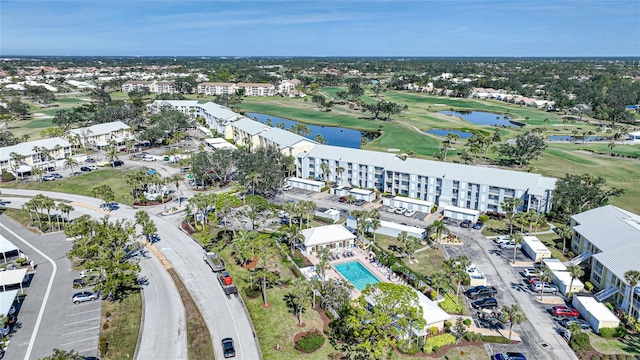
xmin=438 ymin=110 xmax=521 ymax=128
xmin=548 ymin=135 xmax=609 ymax=142
xmin=426 ymin=129 xmax=473 ymax=139
xmin=247 ymin=112 xmax=380 ymax=149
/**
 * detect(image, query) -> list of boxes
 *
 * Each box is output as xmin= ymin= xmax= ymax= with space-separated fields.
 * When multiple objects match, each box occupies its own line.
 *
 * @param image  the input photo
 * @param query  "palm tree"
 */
xmin=247 ymin=171 xmax=262 ymax=195
xmin=624 ymin=270 xmax=640 ymax=319
xmin=566 ymin=265 xmax=584 ymax=298
xmin=608 ymin=141 xmax=617 ymax=155
xmin=499 ymin=304 xmax=527 ymax=341
xmin=427 ymin=220 xmax=449 ymax=248
xmin=320 ymin=162 xmax=331 ymax=183
xmin=57 ymin=203 xmax=74 ymax=225
xmin=64 ymin=157 xmax=77 ymax=174
xmin=556 ymin=224 xmax=573 ymax=255
xmin=345 ymin=194 xmax=356 ymax=211
xmin=501 ymin=198 xmax=524 ymax=235
xmin=511 ymin=232 xmax=524 ymax=264
xmin=335 ymin=166 xmax=345 ymax=185
xmin=370 ymin=218 xmax=381 ymax=244
xmin=316 ymin=247 xmax=331 ymax=284
xmin=536 ymin=267 xmax=554 ymax=301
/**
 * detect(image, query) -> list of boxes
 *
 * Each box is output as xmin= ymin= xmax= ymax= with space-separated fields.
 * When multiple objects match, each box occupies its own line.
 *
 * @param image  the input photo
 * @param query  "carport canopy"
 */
xmin=0 ymin=290 xmax=18 ymax=316
xmin=0 ymin=268 xmax=27 ymax=292
xmin=0 ymin=235 xmax=19 ymax=263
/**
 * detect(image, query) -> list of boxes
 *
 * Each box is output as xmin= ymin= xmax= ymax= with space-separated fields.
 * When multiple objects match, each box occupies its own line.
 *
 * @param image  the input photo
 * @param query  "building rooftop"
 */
xmin=0 ymin=137 xmax=71 ymax=162
xmin=198 ymin=102 xmax=242 ymax=121
xmin=68 ymin=121 xmax=130 ymax=137
xmin=572 ymin=205 xmax=640 ymax=252
xmin=259 ymin=127 xmax=315 ymax=149
xmin=232 ymin=118 xmax=270 ymax=136
xmin=302 ymin=144 xmax=397 ymax=166
xmin=301 ymin=225 xmax=356 ymax=248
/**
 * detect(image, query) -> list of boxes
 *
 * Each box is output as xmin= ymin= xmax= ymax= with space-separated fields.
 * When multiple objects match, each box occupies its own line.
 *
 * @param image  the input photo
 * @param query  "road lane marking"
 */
xmin=61 ymin=326 xmax=100 ymax=337
xmin=66 ymin=308 xmax=102 ymax=316
xmin=0 ymin=223 xmax=57 ymax=360
xmin=59 ymin=335 xmax=99 ymax=347
xmin=64 ymin=317 xmax=101 ymax=326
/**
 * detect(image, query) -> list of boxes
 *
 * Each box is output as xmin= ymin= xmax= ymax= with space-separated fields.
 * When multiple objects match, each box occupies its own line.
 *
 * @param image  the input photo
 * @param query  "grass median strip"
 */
xmin=168 ymin=268 xmax=215 ymax=359
xmin=99 ymin=291 xmax=142 ymax=360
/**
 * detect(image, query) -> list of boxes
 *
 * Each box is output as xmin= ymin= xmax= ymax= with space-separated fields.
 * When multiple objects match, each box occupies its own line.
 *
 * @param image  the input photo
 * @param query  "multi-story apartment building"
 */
xmin=569 ymin=205 xmax=640 ymax=320
xmin=296 ymin=145 xmax=555 ymax=214
xmin=197 ymin=82 xmax=236 ymax=96
xmin=147 ymin=100 xmax=243 ymax=135
xmin=67 ymin=121 xmax=133 ymax=148
xmin=121 ymin=81 xmax=154 ymax=93
xmin=236 ymin=83 xmax=275 ymax=96
xmin=121 ymin=80 xmax=176 ymax=94
xmin=0 ymin=138 xmax=72 ymax=173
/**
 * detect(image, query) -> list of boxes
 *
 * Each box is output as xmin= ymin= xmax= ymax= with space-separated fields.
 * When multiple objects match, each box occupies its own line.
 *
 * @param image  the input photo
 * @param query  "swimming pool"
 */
xmin=334 ymin=261 xmax=380 ymax=291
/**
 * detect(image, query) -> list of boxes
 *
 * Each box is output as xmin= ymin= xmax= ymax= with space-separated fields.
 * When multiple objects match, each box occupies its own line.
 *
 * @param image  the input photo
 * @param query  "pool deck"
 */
xmin=306 ymin=247 xmax=409 ymax=299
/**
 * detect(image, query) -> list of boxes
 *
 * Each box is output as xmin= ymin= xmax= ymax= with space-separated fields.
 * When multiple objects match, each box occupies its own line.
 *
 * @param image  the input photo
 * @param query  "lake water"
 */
xmin=426 ymin=129 xmax=473 ymax=139
xmin=548 ymin=135 xmax=609 ymax=142
xmin=247 ymin=112 xmax=379 ymax=149
xmin=438 ymin=110 xmax=521 ymax=128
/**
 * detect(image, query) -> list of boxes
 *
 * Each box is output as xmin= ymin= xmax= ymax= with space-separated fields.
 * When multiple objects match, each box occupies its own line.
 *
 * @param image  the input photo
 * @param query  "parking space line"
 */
xmin=61 ymin=326 xmax=100 ymax=337
xmin=66 ymin=308 xmax=101 ymax=316
xmin=77 ymin=346 xmax=98 ymax=353
xmin=64 ymin=317 xmax=101 ymax=326
xmin=59 ymin=335 xmax=99 ymax=347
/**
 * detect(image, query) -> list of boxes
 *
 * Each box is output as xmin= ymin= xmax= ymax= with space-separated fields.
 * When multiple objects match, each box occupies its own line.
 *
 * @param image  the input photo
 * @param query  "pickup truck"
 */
xmin=465 ymin=285 xmax=498 ymax=300
xmin=218 ymin=271 xmax=238 ymax=298
xmin=203 ymin=252 xmax=226 ymax=272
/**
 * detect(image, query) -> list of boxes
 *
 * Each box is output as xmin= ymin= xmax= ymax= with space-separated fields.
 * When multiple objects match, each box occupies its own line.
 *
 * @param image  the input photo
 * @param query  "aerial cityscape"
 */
xmin=0 ymin=1 xmax=639 ymax=360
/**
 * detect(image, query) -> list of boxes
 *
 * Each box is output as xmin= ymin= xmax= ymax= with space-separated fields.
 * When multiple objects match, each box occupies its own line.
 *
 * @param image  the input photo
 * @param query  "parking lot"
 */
xmin=441 ymin=226 xmax=578 ymax=360
xmin=58 ymin=292 xmax=102 ymax=356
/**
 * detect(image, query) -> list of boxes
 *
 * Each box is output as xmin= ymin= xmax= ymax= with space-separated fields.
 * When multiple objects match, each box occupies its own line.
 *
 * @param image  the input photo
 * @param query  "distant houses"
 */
xmin=123 ymin=79 xmax=303 ymax=97
xmin=471 ymin=87 xmax=555 ymax=110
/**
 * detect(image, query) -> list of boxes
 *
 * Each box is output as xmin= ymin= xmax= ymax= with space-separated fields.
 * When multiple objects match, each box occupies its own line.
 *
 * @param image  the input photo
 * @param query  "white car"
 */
xmin=87 ymin=165 xmax=98 ymax=171
xmin=283 ymin=185 xmax=294 ymax=191
xmin=404 ymin=209 xmax=417 ymax=217
xmin=395 ymin=207 xmax=407 ymax=215
xmin=386 ymin=206 xmax=397 ymax=213
xmin=142 ymin=155 xmax=157 ymax=162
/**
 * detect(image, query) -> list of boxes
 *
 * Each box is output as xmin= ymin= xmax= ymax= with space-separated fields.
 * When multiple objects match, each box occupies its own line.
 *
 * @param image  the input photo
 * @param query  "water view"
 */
xmin=548 ymin=135 xmax=609 ymax=142
xmin=438 ymin=110 xmax=521 ymax=128
xmin=426 ymin=129 xmax=473 ymax=139
xmin=247 ymin=112 xmax=379 ymax=149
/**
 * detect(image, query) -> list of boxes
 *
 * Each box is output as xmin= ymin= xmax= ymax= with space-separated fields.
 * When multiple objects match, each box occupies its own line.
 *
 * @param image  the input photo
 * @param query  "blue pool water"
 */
xmin=334 ymin=261 xmax=380 ymax=291
xmin=426 ymin=129 xmax=473 ymax=139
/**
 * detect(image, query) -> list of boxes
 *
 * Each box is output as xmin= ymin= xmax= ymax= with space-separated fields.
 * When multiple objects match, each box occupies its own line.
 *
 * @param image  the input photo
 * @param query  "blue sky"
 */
xmin=1 ymin=1 xmax=638 ymax=57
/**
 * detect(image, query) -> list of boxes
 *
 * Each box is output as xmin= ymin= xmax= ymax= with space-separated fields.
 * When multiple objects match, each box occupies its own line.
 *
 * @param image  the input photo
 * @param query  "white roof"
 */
xmin=552 ymin=270 xmax=585 ymax=288
xmin=301 ymin=225 xmax=355 ymax=247
xmin=444 ymin=205 xmax=480 ymax=216
xmin=543 ymin=258 xmax=567 ymax=271
xmin=0 ymin=137 xmax=71 ymax=162
xmin=68 ymin=121 xmax=130 ymax=137
xmin=0 ymin=268 xmax=27 ymax=287
xmin=259 ymin=127 xmax=315 ymax=149
xmin=523 ymin=236 xmax=551 ymax=253
xmin=0 ymin=290 xmax=18 ymax=317
xmin=350 ymin=188 xmax=373 ymax=195
xmin=379 ymin=220 xmax=425 ymax=236
xmin=415 ymin=289 xmax=451 ymax=326
xmin=197 ymin=102 xmax=242 ymax=121
xmin=204 ymin=138 xmax=237 ymax=150
xmin=288 ymin=177 xmax=324 ymax=187
xmin=0 ymin=235 xmax=18 ymax=255
xmin=231 ymin=117 xmax=269 ymax=136
xmin=574 ymin=296 xmax=619 ymax=323
xmin=392 ymin=196 xmax=433 ymax=207
xmin=197 ymin=126 xmax=213 ymax=133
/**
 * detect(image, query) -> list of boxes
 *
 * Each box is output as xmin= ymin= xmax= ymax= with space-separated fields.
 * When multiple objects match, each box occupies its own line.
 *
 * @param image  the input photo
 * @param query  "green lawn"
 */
xmin=535 ymin=233 xmax=568 ymax=262
xmin=589 ymin=332 xmax=640 ymax=356
xmin=22 ymin=118 xmax=54 ymax=128
xmin=0 ymin=169 xmax=134 ymax=205
xmin=100 ymin=291 xmax=142 ymax=360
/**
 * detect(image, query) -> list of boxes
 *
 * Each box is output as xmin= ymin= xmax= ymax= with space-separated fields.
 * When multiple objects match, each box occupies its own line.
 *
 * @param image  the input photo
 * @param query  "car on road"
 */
xmin=142 ymin=155 xmax=157 ymax=162
xmin=395 ymin=207 xmax=407 ymax=215
xmin=460 ymin=219 xmax=472 ymax=228
xmin=51 ymin=173 xmax=63 ymax=179
xmin=472 ymin=221 xmax=484 ymax=230
xmin=552 ymin=305 xmax=581 ymax=318
xmin=529 ymin=281 xmax=558 ymax=293
xmin=354 ymin=199 xmax=366 ymax=206
xmin=43 ymin=175 xmax=56 ymax=181
xmin=471 ymin=297 xmax=498 ymax=310
xmin=559 ymin=318 xmax=590 ymax=330
xmin=404 ymin=209 xmax=417 ymax=217
xmin=111 ymin=160 xmax=124 ymax=167
xmin=283 ymin=185 xmax=293 ymax=191
xmin=386 ymin=206 xmax=397 ymax=213
xmin=72 ymin=291 xmax=99 ymax=304
xmin=465 ymin=285 xmax=498 ymax=300
xmin=222 ymin=337 xmax=236 ymax=358
xmin=490 ymin=352 xmax=526 ymax=360
xmin=80 ymin=166 xmax=92 ymax=172
xmin=85 ymin=158 xmax=96 ymax=163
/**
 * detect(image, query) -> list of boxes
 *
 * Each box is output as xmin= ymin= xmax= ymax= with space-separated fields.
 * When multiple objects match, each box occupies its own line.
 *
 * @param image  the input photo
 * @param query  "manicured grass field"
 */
xmin=22 ymin=118 xmax=54 ymax=128
xmin=589 ymin=331 xmax=640 ymax=356
xmin=100 ymin=291 xmax=142 ymax=360
xmin=0 ymin=169 xmax=134 ymax=205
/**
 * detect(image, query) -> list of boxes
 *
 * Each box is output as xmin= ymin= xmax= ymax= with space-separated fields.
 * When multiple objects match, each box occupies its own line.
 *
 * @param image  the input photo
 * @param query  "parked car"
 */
xmin=72 ymin=278 xmax=87 ymax=288
xmin=222 ymin=338 xmax=236 ymax=358
xmin=491 ymin=352 xmax=526 ymax=360
xmin=72 ymin=291 xmax=99 ymax=304
xmin=499 ymin=242 xmax=521 ymax=250
xmin=404 ymin=209 xmax=417 ymax=217
xmin=472 ymin=221 xmax=484 ymax=230
xmin=559 ymin=318 xmax=590 ymax=330
xmin=386 ymin=206 xmax=397 ymax=213
xmin=460 ymin=219 xmax=472 ymax=228
xmin=339 ymin=196 xmax=347 ymax=203
xmin=395 ymin=207 xmax=407 ymax=215
xmin=471 ymin=297 xmax=498 ymax=310
xmin=87 ymin=165 xmax=98 ymax=171
xmin=51 ymin=173 xmax=63 ymax=179
xmin=527 ymin=276 xmax=541 ymax=285
xmin=441 ymin=216 xmax=450 ymax=224
xmin=529 ymin=281 xmax=558 ymax=293
xmin=43 ymin=175 xmax=56 ymax=181
xmin=85 ymin=158 xmax=96 ymax=163
xmin=142 ymin=155 xmax=157 ymax=162
xmin=521 ymin=268 xmax=538 ymax=277
xmin=111 ymin=160 xmax=124 ymax=167
xmin=552 ymin=305 xmax=581 ymax=318
xmin=80 ymin=166 xmax=92 ymax=172
xmin=283 ymin=185 xmax=293 ymax=191
xmin=354 ymin=199 xmax=366 ymax=206
xmin=465 ymin=286 xmax=498 ymax=300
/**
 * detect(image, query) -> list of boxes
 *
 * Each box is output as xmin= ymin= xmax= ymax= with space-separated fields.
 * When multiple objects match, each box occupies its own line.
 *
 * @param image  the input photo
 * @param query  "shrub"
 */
xmin=429 ymin=326 xmax=438 ymax=335
xmin=465 ymin=332 xmax=483 ymax=342
xmin=292 ymin=256 xmax=305 ymax=268
xmin=599 ymin=327 xmax=617 ymax=338
xmin=244 ymin=285 xmax=261 ymax=299
xmin=429 ymin=290 xmax=438 ymax=301
xmin=480 ymin=335 xmax=511 ymax=344
xmin=99 ymin=337 xmax=109 ymax=355
xmin=463 ymin=318 xmax=472 ymax=326
xmin=426 ymin=333 xmax=456 ymax=349
xmin=438 ymin=295 xmax=463 ymax=314
xmin=478 ymin=214 xmax=490 ymax=223
xmin=614 ymin=325 xmax=627 ymax=338
xmin=585 ymin=282 xmax=594 ymax=291
xmin=0 ymin=171 xmax=15 ymax=182
xmin=605 ymin=302 xmax=615 ymax=311
xmin=432 ymin=345 xmax=440 ymax=353
xmin=569 ymin=332 xmax=590 ymax=351
xmin=397 ymin=340 xmax=420 ymax=355
xmin=295 ymin=330 xmax=325 ymax=353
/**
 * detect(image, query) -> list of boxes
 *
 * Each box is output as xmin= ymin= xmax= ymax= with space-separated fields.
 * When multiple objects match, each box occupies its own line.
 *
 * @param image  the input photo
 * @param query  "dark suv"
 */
xmin=222 ymin=338 xmax=235 ymax=358
xmin=111 ymin=160 xmax=124 ymax=167
xmin=471 ymin=297 xmax=498 ymax=310
xmin=460 ymin=219 xmax=472 ymax=228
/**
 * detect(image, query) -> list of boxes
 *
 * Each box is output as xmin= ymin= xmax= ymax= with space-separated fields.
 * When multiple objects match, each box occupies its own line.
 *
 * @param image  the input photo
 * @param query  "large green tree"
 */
xmin=552 ymin=174 xmax=624 ymax=219
xmin=497 ymin=131 xmax=547 ymax=167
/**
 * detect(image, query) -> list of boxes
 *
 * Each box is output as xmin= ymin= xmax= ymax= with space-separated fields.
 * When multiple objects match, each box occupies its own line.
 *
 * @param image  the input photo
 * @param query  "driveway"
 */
xmin=441 ymin=226 xmax=578 ymax=360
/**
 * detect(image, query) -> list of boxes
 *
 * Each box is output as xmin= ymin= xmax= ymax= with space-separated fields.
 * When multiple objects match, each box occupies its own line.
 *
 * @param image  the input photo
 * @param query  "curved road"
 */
xmin=1 ymin=189 xmax=261 ymax=360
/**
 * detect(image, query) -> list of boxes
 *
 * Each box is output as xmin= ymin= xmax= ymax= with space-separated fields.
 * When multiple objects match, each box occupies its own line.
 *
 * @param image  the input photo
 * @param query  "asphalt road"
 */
xmin=1 ymin=189 xmax=261 ymax=360
xmin=441 ymin=226 xmax=579 ymax=360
